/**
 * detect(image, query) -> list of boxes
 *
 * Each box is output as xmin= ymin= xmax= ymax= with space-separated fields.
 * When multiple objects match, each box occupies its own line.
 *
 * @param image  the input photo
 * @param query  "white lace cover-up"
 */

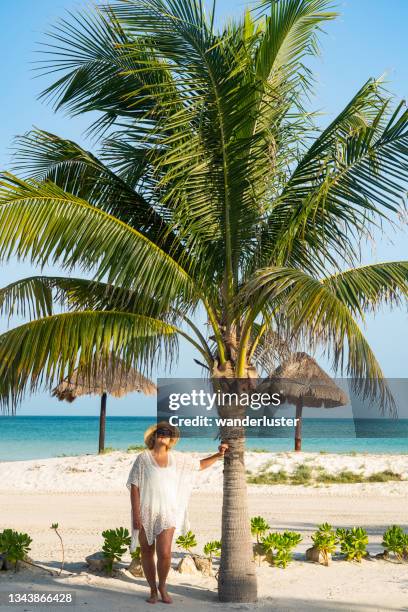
xmin=126 ymin=449 xmax=200 ymax=549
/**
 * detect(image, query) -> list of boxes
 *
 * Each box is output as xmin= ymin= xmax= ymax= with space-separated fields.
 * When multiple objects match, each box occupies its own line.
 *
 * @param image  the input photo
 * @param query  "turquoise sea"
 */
xmin=0 ymin=416 xmax=407 ymax=461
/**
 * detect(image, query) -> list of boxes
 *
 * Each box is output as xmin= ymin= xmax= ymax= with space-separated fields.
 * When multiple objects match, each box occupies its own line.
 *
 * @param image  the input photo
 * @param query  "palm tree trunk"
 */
xmin=214 ymin=374 xmax=257 ymax=602
xmin=98 ymin=392 xmax=107 ymax=454
xmin=218 ymin=431 xmax=257 ymax=602
xmin=295 ymin=400 xmax=302 ymax=451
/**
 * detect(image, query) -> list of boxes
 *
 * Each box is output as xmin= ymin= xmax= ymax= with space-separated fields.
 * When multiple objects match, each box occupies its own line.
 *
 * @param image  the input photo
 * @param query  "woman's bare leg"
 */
xmin=139 ymin=527 xmax=158 ymax=604
xmin=156 ymin=527 xmax=175 ymax=604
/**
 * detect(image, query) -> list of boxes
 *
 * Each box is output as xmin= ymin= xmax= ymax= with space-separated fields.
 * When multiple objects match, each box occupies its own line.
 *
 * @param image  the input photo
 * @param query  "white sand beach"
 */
xmin=1 ymin=451 xmax=408 ymax=611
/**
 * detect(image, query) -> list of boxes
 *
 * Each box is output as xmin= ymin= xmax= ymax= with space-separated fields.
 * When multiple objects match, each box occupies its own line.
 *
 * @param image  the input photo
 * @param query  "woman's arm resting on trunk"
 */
xmin=199 ymin=443 xmax=229 ymax=470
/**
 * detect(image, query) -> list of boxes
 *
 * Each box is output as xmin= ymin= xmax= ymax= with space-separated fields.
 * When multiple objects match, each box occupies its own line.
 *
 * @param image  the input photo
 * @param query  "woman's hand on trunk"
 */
xmin=218 ymin=442 xmax=229 ymax=456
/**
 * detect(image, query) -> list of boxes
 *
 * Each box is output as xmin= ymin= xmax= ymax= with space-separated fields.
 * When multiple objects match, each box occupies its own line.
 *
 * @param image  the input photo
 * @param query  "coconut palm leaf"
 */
xmin=11 ymin=130 xmax=189 ymax=263
xmin=240 ymin=265 xmax=400 ymax=408
xmin=0 ymin=310 xmax=177 ymax=411
xmin=323 ymin=262 xmax=408 ymax=317
xmin=0 ymin=174 xmax=196 ymax=313
xmin=255 ymin=79 xmax=408 ymax=273
xmin=0 ymin=275 xmax=180 ymax=321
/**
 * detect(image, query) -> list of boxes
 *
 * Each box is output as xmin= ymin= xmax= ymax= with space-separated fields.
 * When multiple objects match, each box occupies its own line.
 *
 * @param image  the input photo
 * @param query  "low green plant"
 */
xmin=261 ymin=531 xmax=302 ymax=568
xmin=0 ymin=529 xmax=32 ymax=570
xmin=127 ymin=445 xmax=145 ymax=452
xmin=316 ymin=469 xmax=363 ymax=484
xmin=51 ymin=523 xmax=65 ymax=575
xmin=247 ymin=470 xmax=288 ymax=484
xmin=311 ymin=523 xmax=338 ymax=566
xmin=367 ymin=470 xmax=402 ymax=482
xmin=290 ymin=464 xmax=312 ymax=485
xmin=336 ymin=527 xmax=368 ymax=562
xmin=102 ymin=527 xmax=131 ymax=575
xmin=382 ymin=525 xmax=408 ymax=561
xmin=101 ymin=447 xmax=116 ymax=454
xmin=203 ymin=540 xmax=221 ymax=561
xmin=251 ymin=517 xmax=270 ymax=544
xmin=176 ymin=531 xmax=197 ymax=555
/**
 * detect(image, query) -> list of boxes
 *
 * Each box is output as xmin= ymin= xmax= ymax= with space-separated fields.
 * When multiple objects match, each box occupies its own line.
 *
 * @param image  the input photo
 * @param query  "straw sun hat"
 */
xmin=143 ymin=421 xmax=180 ymax=449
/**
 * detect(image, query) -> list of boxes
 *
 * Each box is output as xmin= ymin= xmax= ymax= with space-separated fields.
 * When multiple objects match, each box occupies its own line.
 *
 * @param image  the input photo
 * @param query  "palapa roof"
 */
xmin=52 ymin=358 xmax=156 ymax=402
xmin=261 ymin=352 xmax=348 ymax=408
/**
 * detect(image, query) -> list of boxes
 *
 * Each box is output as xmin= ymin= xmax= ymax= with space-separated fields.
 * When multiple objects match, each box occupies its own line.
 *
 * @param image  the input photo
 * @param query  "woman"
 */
xmin=127 ymin=421 xmax=228 ymax=605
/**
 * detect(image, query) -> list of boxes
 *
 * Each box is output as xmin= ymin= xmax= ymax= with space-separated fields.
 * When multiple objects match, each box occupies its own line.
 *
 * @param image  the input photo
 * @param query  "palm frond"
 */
xmin=240 ymin=266 xmax=396 ymax=410
xmin=323 ymin=261 xmax=408 ymax=318
xmin=0 ymin=275 xmax=181 ymax=322
xmin=255 ymin=79 xmax=408 ymax=273
xmin=0 ymin=174 xmax=196 ymax=313
xmin=0 ymin=310 xmax=177 ymax=412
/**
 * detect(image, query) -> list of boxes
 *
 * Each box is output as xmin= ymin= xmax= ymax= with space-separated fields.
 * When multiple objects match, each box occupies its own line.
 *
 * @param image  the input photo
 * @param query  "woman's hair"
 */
xmin=144 ymin=421 xmax=180 ymax=450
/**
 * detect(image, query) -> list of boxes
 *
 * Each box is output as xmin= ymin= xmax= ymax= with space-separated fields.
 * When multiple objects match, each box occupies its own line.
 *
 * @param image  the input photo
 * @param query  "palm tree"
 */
xmin=0 ymin=0 xmax=407 ymax=601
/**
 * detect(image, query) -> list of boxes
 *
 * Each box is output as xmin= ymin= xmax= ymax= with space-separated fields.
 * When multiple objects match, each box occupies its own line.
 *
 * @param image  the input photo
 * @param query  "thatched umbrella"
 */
xmin=52 ymin=359 xmax=156 ymax=453
xmin=265 ymin=352 xmax=348 ymax=451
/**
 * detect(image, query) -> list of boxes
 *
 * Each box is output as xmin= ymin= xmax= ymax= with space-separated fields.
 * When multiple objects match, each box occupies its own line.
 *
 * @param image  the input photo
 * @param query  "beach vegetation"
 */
xmin=261 ymin=531 xmax=302 ymax=568
xmin=366 ymin=470 xmax=402 ymax=482
xmin=311 ymin=523 xmax=338 ymax=566
xmin=316 ymin=469 xmax=363 ymax=484
xmin=0 ymin=529 xmax=32 ymax=571
xmin=203 ymin=540 xmax=222 ymax=563
xmin=100 ymin=447 xmax=116 ymax=455
xmin=50 ymin=523 xmax=65 ymax=575
xmin=176 ymin=531 xmax=197 ymax=555
xmin=247 ymin=465 xmax=406 ymax=485
xmin=291 ymin=464 xmax=313 ymax=485
xmin=251 ymin=517 xmax=270 ymax=544
xmin=247 ymin=470 xmax=289 ymax=484
xmin=382 ymin=525 xmax=408 ymax=562
xmin=127 ymin=445 xmax=145 ymax=452
xmin=0 ymin=0 xmax=408 ymax=601
xmin=101 ymin=527 xmax=132 ymax=575
xmin=336 ymin=527 xmax=368 ymax=562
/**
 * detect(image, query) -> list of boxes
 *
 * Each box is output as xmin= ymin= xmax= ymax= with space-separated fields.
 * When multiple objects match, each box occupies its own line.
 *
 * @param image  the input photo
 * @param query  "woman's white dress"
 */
xmin=126 ymin=449 xmax=200 ymax=549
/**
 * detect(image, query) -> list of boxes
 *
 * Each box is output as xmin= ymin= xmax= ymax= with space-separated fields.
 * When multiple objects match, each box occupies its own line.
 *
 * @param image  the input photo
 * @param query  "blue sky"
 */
xmin=0 ymin=0 xmax=407 ymax=416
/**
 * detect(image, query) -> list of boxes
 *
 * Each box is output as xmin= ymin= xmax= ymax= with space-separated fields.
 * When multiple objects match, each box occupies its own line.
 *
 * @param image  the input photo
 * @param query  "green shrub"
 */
xmin=176 ymin=531 xmax=197 ymax=554
xmin=0 ymin=529 xmax=32 ymax=570
xmin=250 ymin=516 xmax=270 ymax=544
xmin=291 ymin=464 xmax=312 ymax=485
xmin=247 ymin=470 xmax=288 ymax=484
xmin=367 ymin=470 xmax=402 ymax=482
xmin=127 ymin=445 xmax=145 ymax=452
xmin=311 ymin=523 xmax=338 ymax=566
xmin=102 ymin=527 xmax=131 ymax=575
xmin=203 ymin=540 xmax=221 ymax=560
xmin=382 ymin=525 xmax=408 ymax=561
xmin=261 ymin=531 xmax=302 ymax=568
xmin=336 ymin=527 xmax=368 ymax=562
xmin=316 ymin=469 xmax=363 ymax=483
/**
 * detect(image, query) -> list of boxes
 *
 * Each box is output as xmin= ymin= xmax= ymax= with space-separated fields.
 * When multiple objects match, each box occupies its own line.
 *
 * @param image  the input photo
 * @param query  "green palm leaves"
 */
xmin=0 ymin=311 xmax=177 ymax=408
xmin=0 ymin=173 xmax=195 ymax=313
xmin=0 ymin=0 xmax=406 ymax=411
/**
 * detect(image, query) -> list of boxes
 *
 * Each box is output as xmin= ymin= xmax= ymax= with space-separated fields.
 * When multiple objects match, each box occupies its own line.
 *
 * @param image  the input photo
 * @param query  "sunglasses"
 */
xmin=156 ymin=428 xmax=174 ymax=438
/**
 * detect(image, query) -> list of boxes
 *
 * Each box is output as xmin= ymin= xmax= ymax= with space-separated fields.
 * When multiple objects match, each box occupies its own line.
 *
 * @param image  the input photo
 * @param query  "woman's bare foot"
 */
xmin=146 ymin=589 xmax=159 ymax=604
xmin=158 ymin=585 xmax=173 ymax=604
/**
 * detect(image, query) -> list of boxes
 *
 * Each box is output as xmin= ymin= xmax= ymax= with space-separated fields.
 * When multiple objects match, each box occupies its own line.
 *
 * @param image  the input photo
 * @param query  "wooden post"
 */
xmin=294 ymin=401 xmax=303 ymax=452
xmin=98 ymin=392 xmax=107 ymax=454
